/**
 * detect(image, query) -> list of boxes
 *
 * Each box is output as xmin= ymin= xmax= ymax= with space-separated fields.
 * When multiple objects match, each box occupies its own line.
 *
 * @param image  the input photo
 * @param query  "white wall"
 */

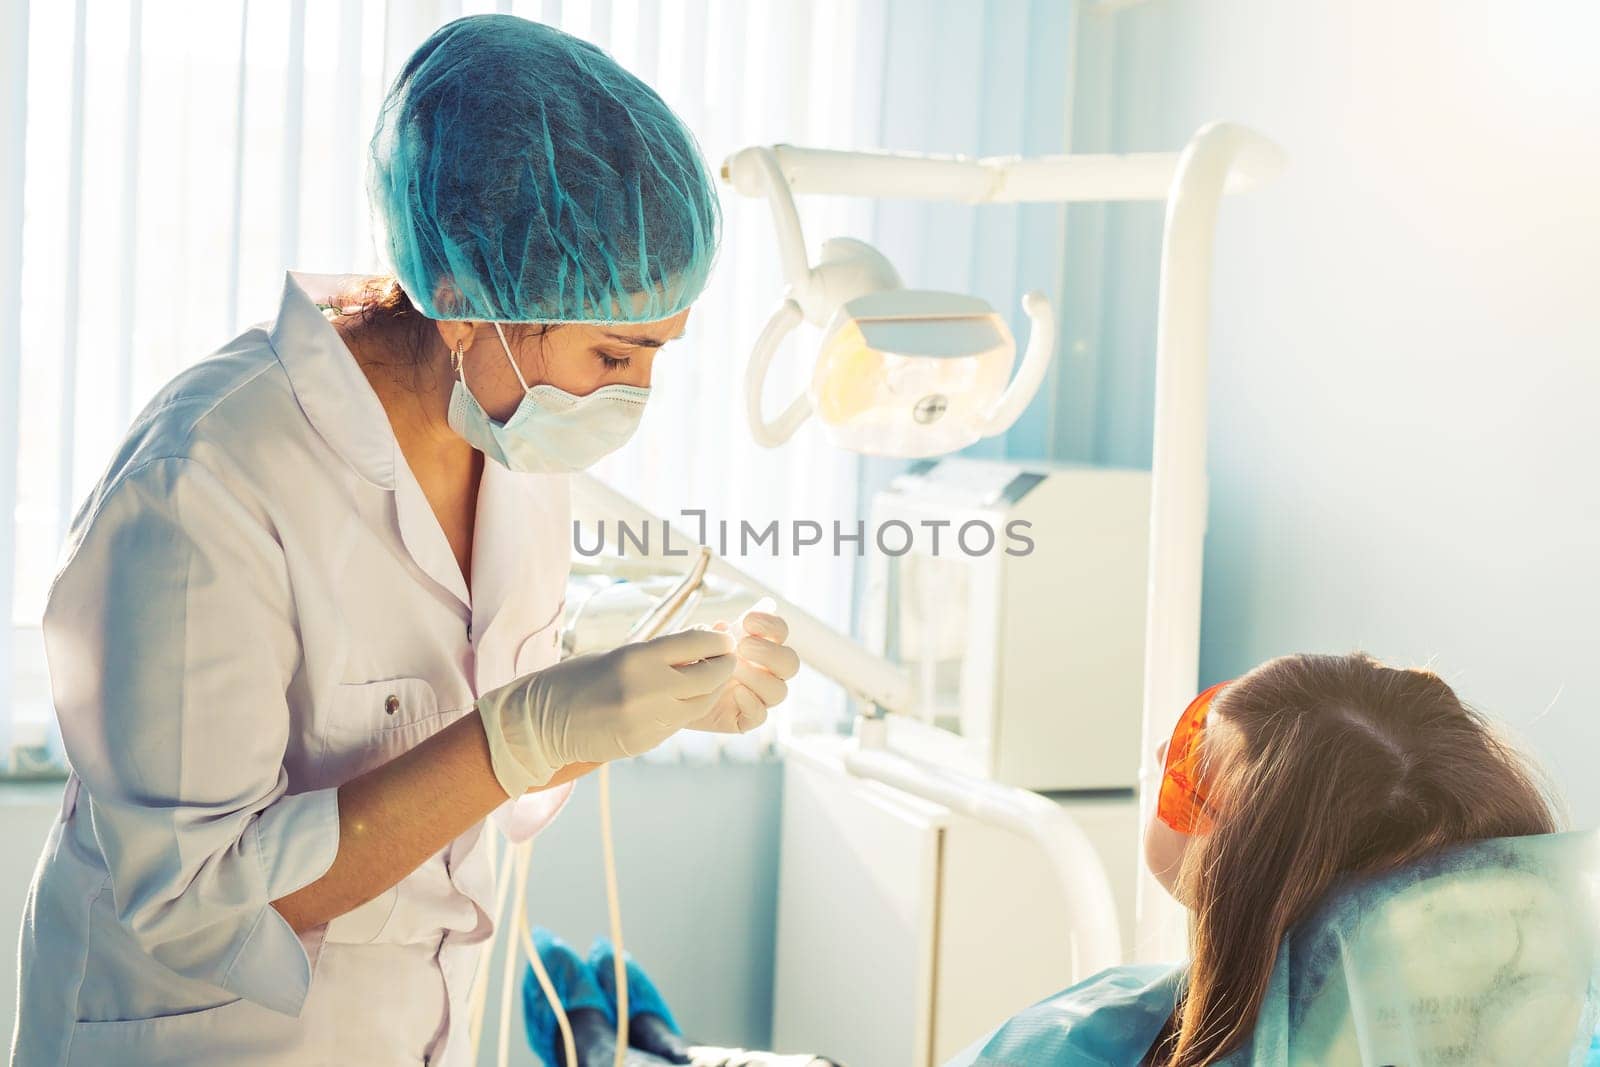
xmin=1074 ymin=0 xmax=1600 ymax=822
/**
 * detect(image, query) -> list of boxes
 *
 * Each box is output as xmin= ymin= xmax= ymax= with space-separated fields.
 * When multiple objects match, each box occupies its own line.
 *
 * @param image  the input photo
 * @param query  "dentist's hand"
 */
xmin=687 ymin=598 xmax=801 ymax=734
xmin=478 ymin=628 xmax=737 ymax=797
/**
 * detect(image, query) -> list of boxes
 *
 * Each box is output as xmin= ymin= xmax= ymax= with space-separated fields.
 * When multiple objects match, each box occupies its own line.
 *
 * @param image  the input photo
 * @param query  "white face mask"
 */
xmin=447 ymin=323 xmax=650 ymax=473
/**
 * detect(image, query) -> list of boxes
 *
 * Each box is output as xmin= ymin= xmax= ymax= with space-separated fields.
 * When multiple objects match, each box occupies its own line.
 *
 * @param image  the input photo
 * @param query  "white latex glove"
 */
xmin=478 ymin=628 xmax=737 ymax=797
xmin=687 ymin=597 xmax=801 ymax=734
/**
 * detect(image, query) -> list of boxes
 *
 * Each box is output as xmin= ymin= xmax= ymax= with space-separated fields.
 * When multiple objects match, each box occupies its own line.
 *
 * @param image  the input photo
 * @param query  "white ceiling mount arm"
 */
xmin=727 ymin=146 xmax=815 ymax=298
xmin=726 ymin=143 xmax=1285 ymax=204
xmin=981 ymin=289 xmax=1057 ymax=436
xmin=1134 ymin=121 xmax=1285 ymax=962
xmin=745 ymin=298 xmax=810 ymax=448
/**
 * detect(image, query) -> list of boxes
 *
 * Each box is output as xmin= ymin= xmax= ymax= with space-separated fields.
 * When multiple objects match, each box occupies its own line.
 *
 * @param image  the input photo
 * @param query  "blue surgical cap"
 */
xmin=368 ymin=15 xmax=720 ymax=324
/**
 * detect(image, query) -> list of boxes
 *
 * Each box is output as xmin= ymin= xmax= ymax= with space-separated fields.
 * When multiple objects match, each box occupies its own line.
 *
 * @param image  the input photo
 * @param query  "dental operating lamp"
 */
xmin=720 ymin=130 xmax=1284 ymax=462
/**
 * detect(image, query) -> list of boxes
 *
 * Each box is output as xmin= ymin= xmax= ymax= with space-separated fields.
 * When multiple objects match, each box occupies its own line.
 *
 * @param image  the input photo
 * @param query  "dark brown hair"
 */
xmin=327 ymin=276 xmax=554 ymax=384
xmin=328 ymin=276 xmax=438 ymax=371
xmin=1159 ymin=652 xmax=1559 ymax=1066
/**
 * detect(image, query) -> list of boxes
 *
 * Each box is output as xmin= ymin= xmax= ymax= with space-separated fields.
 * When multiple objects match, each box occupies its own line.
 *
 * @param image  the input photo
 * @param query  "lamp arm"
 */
xmin=741 ymin=147 xmax=815 ymax=294
xmin=745 ymin=298 xmax=811 ymax=448
xmin=980 ymin=290 xmax=1057 ymax=436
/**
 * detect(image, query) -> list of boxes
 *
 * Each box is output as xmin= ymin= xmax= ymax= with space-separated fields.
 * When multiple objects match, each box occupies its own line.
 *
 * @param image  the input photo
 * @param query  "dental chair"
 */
xmin=1251 ymin=828 xmax=1600 ymax=1065
xmin=952 ymin=829 xmax=1600 ymax=1066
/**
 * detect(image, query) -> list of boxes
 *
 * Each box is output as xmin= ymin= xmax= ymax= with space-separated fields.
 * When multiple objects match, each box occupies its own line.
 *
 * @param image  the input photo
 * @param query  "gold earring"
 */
xmin=450 ymin=338 xmax=464 ymax=373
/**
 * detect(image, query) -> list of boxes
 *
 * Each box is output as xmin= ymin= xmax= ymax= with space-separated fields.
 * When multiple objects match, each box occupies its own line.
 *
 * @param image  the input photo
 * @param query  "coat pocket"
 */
xmin=314 ymin=676 xmax=457 ymax=787
xmin=65 ymin=997 xmax=275 ymax=1066
xmin=313 ymin=677 xmax=478 ymax=949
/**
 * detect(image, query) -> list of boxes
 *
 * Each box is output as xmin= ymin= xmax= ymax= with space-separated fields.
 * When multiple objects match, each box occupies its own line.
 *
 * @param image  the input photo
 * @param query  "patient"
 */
xmin=953 ymin=652 xmax=1597 ymax=1066
xmin=1144 ymin=651 xmax=1560 ymax=1064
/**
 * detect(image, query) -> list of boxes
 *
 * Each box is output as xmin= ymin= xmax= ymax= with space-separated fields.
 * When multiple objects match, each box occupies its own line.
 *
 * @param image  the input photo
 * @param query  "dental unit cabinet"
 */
xmin=862 ymin=456 xmax=1151 ymax=791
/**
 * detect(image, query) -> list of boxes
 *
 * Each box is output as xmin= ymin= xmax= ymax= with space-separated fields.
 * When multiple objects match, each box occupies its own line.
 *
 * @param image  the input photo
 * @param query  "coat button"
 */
xmin=384 ymin=694 xmax=400 ymax=716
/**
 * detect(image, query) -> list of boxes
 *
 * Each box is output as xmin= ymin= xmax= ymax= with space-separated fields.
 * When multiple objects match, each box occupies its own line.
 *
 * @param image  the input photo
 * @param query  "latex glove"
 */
xmin=686 ymin=597 xmax=801 ymax=734
xmin=479 ymin=628 xmax=737 ymax=797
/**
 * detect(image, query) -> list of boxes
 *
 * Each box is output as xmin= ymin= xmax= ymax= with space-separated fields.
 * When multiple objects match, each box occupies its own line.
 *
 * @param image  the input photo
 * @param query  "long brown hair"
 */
xmin=1159 ymin=652 xmax=1559 ymax=1066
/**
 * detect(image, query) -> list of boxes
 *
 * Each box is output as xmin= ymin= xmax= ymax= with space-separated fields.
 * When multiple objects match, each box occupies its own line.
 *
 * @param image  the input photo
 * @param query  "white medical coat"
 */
xmin=12 ymin=273 xmax=576 ymax=1066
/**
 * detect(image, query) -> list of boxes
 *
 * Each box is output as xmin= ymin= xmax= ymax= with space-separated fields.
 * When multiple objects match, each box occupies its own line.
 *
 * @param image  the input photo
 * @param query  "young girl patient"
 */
xmin=952 ymin=651 xmax=1595 ymax=1067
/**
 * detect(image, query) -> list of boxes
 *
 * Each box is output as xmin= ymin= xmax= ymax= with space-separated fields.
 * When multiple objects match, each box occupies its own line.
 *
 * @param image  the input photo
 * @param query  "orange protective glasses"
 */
xmin=1156 ymin=680 xmax=1232 ymax=834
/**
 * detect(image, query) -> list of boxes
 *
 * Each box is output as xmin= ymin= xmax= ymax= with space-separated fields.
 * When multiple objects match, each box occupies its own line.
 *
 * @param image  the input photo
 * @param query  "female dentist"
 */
xmin=12 ymin=16 xmax=798 ymax=1067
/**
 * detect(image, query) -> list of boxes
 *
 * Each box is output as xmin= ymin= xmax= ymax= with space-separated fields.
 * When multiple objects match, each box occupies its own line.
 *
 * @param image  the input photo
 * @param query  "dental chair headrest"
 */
xmin=1243 ymin=829 xmax=1600 ymax=1066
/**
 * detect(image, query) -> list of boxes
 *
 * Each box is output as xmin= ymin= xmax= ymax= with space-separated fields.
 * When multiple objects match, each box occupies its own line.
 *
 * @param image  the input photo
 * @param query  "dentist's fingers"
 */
xmin=733 ymin=658 xmax=787 ymax=707
xmin=737 ymin=634 xmax=800 ymax=681
xmin=731 ymin=685 xmax=769 ymax=732
xmin=740 ymin=610 xmax=788 ymax=644
xmin=666 ymin=651 xmax=738 ymax=697
xmin=650 ymin=628 xmax=736 ymax=667
xmin=663 ymin=685 xmax=729 ymax=728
